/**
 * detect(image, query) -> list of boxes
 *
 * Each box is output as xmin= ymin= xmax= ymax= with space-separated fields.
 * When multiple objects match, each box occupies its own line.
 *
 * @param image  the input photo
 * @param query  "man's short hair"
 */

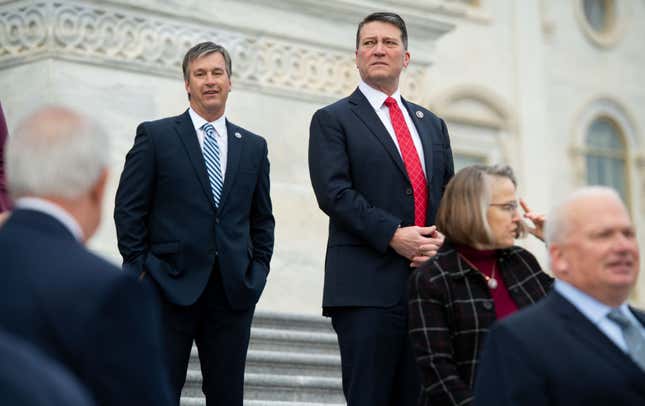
xmin=356 ymin=12 xmax=408 ymax=50
xmin=182 ymin=41 xmax=233 ymax=81
xmin=6 ymin=106 xmax=109 ymax=200
xmin=545 ymin=186 xmax=624 ymax=246
xmin=436 ymin=164 xmax=527 ymax=247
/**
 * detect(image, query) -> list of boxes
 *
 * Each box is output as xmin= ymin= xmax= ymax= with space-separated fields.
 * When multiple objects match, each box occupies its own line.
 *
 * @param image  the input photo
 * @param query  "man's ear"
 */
xmin=402 ymin=50 xmax=410 ymax=68
xmin=549 ymin=243 xmax=568 ymax=278
xmin=90 ymin=168 xmax=109 ymax=205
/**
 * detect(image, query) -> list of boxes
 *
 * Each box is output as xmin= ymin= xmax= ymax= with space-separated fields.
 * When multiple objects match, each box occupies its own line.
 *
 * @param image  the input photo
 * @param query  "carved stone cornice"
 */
xmin=0 ymin=0 xmax=431 ymax=102
xmin=245 ymin=0 xmax=487 ymax=26
xmin=243 ymin=0 xmax=461 ymax=36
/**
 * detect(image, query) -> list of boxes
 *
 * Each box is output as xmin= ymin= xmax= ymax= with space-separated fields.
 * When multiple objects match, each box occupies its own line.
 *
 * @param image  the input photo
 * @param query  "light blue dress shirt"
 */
xmin=555 ymin=279 xmax=645 ymax=353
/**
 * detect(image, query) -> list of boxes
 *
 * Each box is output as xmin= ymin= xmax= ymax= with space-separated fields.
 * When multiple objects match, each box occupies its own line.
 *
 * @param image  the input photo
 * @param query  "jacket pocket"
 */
xmin=149 ymin=241 xmax=182 ymax=277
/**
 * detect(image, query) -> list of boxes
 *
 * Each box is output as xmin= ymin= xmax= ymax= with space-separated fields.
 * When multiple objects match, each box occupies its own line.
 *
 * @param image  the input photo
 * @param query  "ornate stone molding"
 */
xmin=0 ymin=0 xmax=429 ymax=102
xmin=429 ymin=85 xmax=515 ymax=130
xmin=246 ymin=0 xmax=488 ymax=26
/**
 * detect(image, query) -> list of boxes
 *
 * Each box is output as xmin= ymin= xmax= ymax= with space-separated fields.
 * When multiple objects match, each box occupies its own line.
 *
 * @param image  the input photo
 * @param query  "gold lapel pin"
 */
xmin=416 ymin=111 xmax=424 ymax=119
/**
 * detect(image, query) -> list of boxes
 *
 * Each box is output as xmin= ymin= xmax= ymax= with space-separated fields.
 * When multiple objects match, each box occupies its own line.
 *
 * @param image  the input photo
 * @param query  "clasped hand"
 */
xmin=389 ymin=225 xmax=445 ymax=268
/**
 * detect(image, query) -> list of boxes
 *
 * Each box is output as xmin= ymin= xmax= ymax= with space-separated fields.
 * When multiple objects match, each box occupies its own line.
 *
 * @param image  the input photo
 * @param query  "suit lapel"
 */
xmin=174 ymin=111 xmax=216 ymax=210
xmin=551 ymin=292 xmax=645 ymax=378
xmin=348 ymin=89 xmax=408 ymax=180
xmin=630 ymin=306 xmax=645 ymax=327
xmin=402 ymin=97 xmax=433 ymax=186
xmin=217 ymin=120 xmax=244 ymax=209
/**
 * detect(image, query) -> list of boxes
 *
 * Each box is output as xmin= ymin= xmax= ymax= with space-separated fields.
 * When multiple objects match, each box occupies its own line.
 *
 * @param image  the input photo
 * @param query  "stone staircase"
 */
xmin=181 ymin=311 xmax=346 ymax=406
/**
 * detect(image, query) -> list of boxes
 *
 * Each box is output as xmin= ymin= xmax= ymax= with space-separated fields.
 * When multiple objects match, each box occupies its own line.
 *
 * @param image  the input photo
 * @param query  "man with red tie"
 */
xmin=308 ymin=12 xmax=455 ymax=406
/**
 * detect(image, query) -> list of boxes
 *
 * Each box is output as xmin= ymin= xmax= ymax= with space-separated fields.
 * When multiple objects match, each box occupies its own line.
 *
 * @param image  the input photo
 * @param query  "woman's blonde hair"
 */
xmin=436 ymin=164 xmax=527 ymax=246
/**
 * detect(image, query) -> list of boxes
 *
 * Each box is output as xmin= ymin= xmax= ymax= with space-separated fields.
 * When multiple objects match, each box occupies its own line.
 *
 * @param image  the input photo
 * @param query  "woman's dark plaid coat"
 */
xmin=408 ymin=241 xmax=553 ymax=406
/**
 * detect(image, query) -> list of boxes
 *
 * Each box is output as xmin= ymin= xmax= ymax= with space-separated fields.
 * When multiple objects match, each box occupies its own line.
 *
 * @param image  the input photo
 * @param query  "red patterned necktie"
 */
xmin=384 ymin=96 xmax=428 ymax=227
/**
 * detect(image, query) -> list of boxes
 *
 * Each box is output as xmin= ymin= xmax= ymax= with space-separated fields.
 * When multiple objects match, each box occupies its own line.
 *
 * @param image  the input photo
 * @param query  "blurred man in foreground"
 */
xmin=0 ymin=328 xmax=95 ymax=406
xmin=0 ymin=106 xmax=172 ymax=405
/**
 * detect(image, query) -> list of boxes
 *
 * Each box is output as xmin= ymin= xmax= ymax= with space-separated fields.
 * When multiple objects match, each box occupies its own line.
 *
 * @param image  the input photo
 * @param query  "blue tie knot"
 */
xmin=202 ymin=123 xmax=216 ymax=137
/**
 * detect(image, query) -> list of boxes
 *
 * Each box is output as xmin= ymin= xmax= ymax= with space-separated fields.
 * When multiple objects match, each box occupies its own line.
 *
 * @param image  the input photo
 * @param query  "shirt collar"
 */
xmin=555 ymin=279 xmax=626 ymax=323
xmin=188 ymin=107 xmax=227 ymax=137
xmin=15 ymin=197 xmax=84 ymax=242
xmin=358 ymin=80 xmax=402 ymax=112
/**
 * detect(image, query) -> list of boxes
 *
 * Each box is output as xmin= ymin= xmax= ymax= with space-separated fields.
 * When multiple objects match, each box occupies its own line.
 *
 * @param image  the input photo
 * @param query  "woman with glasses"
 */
xmin=408 ymin=164 xmax=553 ymax=406
xmin=0 ymin=102 xmax=11 ymax=226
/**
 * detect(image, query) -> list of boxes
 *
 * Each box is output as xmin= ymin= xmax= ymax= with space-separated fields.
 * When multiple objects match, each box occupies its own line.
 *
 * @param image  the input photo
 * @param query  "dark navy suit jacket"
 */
xmin=309 ymin=88 xmax=454 ymax=309
xmin=114 ymin=110 xmax=274 ymax=309
xmin=0 ymin=329 xmax=94 ymax=406
xmin=475 ymin=291 xmax=645 ymax=406
xmin=0 ymin=209 xmax=172 ymax=406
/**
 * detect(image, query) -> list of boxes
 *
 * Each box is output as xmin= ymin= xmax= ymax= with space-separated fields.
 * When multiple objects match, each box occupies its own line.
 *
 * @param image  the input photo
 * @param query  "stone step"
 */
xmin=185 ymin=330 xmax=338 ymax=362
xmin=252 ymin=311 xmax=335 ymax=335
xmin=188 ymin=348 xmax=341 ymax=377
xmin=181 ymin=399 xmax=345 ymax=406
xmin=248 ymin=327 xmax=339 ymax=355
xmin=182 ymin=371 xmax=344 ymax=403
xmin=244 ymin=402 xmax=345 ymax=406
xmin=246 ymin=373 xmax=344 ymax=403
xmin=181 ymin=312 xmax=344 ymax=405
xmin=246 ymin=350 xmax=341 ymax=378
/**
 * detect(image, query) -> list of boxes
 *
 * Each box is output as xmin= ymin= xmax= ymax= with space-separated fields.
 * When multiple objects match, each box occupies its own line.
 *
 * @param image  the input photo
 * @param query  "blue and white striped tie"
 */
xmin=201 ymin=123 xmax=223 ymax=207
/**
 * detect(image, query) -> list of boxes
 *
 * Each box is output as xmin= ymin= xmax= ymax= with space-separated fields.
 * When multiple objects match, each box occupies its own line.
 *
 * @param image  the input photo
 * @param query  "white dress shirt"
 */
xmin=15 ymin=197 xmax=83 ymax=242
xmin=555 ymin=279 xmax=645 ymax=353
xmin=358 ymin=80 xmax=426 ymax=175
xmin=189 ymin=108 xmax=228 ymax=179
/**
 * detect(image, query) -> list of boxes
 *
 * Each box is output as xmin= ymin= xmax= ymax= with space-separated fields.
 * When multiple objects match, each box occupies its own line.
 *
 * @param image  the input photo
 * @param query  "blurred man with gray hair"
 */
xmin=0 ymin=106 xmax=172 ymax=406
xmin=475 ymin=186 xmax=645 ymax=405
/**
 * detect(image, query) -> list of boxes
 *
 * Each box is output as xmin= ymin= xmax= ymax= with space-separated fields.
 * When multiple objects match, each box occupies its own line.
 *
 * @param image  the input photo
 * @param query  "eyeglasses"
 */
xmin=489 ymin=201 xmax=519 ymax=213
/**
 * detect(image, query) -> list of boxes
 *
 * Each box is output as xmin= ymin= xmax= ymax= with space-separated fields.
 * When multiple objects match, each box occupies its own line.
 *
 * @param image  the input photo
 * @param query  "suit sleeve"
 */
xmin=408 ymin=269 xmax=474 ymax=406
xmin=308 ymin=108 xmax=400 ymax=253
xmin=81 ymin=277 xmax=172 ymax=405
xmin=250 ymin=138 xmax=275 ymax=273
xmin=114 ymin=123 xmax=156 ymax=271
xmin=439 ymin=117 xmax=455 ymax=193
xmin=474 ymin=323 xmax=549 ymax=406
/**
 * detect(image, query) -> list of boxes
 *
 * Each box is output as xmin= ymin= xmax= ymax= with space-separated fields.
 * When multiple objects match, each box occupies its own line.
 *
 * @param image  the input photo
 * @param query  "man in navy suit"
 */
xmin=0 ymin=329 xmax=95 ymax=406
xmin=114 ymin=41 xmax=275 ymax=405
xmin=308 ymin=12 xmax=454 ymax=406
xmin=0 ymin=106 xmax=172 ymax=405
xmin=475 ymin=186 xmax=645 ymax=405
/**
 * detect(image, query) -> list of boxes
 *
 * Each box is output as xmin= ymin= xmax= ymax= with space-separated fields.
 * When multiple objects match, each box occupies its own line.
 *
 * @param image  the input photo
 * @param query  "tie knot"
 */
xmin=202 ymin=123 xmax=216 ymax=136
xmin=384 ymin=96 xmax=397 ymax=109
xmin=608 ymin=308 xmax=631 ymax=329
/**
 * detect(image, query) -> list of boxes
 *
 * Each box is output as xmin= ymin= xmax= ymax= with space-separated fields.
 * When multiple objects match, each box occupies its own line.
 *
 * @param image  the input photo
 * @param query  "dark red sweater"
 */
xmin=457 ymin=244 xmax=519 ymax=320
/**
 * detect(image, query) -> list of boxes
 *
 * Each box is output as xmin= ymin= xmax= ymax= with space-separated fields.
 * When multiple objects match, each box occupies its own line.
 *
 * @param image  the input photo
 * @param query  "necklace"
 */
xmin=459 ymin=254 xmax=499 ymax=290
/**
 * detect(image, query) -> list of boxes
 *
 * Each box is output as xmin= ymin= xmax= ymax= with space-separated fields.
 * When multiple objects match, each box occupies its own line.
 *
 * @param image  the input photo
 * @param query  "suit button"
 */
xmin=215 ymin=217 xmax=220 ymax=224
xmin=482 ymin=301 xmax=493 ymax=310
xmin=405 ymin=188 xmax=413 ymax=196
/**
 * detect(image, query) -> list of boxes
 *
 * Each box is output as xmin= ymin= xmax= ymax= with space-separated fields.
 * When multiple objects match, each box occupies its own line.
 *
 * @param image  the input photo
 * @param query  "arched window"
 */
xmin=584 ymin=116 xmax=628 ymax=202
xmin=575 ymin=0 xmax=623 ymax=47
xmin=429 ymin=85 xmax=514 ymax=173
xmin=582 ymin=0 xmax=615 ymax=33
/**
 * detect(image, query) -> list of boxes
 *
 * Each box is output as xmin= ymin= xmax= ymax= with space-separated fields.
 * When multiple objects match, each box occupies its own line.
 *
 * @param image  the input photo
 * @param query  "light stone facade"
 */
xmin=1 ymin=0 xmax=644 ymax=313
